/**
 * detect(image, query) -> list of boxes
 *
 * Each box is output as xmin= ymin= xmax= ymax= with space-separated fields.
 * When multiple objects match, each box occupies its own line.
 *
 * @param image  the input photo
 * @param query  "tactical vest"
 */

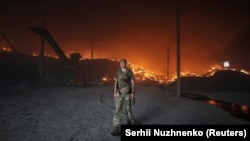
xmin=117 ymin=69 xmax=132 ymax=94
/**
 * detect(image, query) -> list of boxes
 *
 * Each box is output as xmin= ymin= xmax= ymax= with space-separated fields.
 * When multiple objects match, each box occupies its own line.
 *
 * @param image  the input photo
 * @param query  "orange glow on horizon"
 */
xmin=2 ymin=47 xmax=250 ymax=84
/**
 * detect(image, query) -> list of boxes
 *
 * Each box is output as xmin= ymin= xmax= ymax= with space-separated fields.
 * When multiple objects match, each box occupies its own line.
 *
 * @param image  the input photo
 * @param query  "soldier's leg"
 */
xmin=112 ymin=93 xmax=123 ymax=128
xmin=124 ymin=94 xmax=134 ymax=125
xmin=111 ymin=93 xmax=123 ymax=136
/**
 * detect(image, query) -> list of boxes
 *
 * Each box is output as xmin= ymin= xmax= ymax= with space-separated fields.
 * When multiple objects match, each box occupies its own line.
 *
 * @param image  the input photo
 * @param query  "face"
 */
xmin=120 ymin=61 xmax=126 ymax=68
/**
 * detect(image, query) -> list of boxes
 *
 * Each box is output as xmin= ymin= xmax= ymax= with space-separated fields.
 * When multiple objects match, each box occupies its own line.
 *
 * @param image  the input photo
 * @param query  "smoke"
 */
xmin=216 ymin=27 xmax=250 ymax=70
xmin=1 ymin=0 xmax=250 ymax=77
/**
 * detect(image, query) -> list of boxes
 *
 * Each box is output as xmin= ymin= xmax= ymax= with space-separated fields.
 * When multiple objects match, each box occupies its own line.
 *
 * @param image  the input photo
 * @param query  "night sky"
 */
xmin=0 ymin=0 xmax=250 ymax=78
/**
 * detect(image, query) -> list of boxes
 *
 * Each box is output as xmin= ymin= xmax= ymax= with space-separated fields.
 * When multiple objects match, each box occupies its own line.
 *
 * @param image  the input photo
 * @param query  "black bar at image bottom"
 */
xmin=120 ymin=125 xmax=250 ymax=141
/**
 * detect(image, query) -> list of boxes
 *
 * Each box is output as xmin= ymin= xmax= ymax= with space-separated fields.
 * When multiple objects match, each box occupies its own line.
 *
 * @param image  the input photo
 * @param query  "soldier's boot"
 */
xmin=127 ymin=119 xmax=135 ymax=125
xmin=127 ymin=120 xmax=132 ymax=125
xmin=110 ymin=126 xmax=120 ymax=136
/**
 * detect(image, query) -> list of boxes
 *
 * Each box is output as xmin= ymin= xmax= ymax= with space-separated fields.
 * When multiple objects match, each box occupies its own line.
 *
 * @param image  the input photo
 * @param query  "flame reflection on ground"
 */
xmin=182 ymin=92 xmax=250 ymax=122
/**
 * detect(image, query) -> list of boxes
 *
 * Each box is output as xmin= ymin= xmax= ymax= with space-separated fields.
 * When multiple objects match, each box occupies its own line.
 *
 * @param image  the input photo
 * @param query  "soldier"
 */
xmin=110 ymin=58 xmax=136 ymax=136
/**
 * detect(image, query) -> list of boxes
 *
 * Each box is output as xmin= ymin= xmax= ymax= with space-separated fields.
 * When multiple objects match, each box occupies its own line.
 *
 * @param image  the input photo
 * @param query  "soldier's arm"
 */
xmin=114 ymin=79 xmax=118 ymax=98
xmin=114 ymin=79 xmax=118 ymax=93
xmin=131 ymin=79 xmax=135 ymax=93
xmin=129 ymin=69 xmax=135 ymax=94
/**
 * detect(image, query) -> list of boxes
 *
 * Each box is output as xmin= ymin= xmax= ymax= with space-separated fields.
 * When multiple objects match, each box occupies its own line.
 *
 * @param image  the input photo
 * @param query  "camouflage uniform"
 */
xmin=112 ymin=68 xmax=135 ymax=131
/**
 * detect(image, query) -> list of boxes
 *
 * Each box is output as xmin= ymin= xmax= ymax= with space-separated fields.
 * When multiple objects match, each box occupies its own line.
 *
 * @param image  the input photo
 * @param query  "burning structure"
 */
xmin=30 ymin=27 xmax=84 ymax=86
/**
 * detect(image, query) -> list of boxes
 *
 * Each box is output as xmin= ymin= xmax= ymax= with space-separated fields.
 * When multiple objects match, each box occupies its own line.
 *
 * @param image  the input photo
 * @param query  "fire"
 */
xmin=240 ymin=70 xmax=249 ymax=75
xmin=0 ymin=47 xmax=11 ymax=52
xmin=127 ymin=63 xmax=250 ymax=84
xmin=32 ymin=52 xmax=59 ymax=58
xmin=2 ymin=48 xmax=250 ymax=84
xmin=208 ymin=100 xmax=216 ymax=106
xmin=241 ymin=105 xmax=248 ymax=114
xmin=102 ymin=77 xmax=111 ymax=82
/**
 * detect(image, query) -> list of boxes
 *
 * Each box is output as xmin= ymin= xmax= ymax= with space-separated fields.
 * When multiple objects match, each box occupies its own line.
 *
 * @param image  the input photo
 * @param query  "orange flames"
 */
xmin=0 ymin=47 xmax=11 ymax=52
xmin=28 ymin=50 xmax=250 ymax=84
xmin=2 ymin=47 xmax=249 ymax=84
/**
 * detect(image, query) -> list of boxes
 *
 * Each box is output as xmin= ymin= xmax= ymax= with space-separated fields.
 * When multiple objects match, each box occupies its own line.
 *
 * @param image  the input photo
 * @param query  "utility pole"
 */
xmin=167 ymin=44 xmax=170 ymax=81
xmin=176 ymin=0 xmax=181 ymax=97
xmin=91 ymin=44 xmax=93 ymax=59
xmin=39 ymin=8 xmax=46 ymax=76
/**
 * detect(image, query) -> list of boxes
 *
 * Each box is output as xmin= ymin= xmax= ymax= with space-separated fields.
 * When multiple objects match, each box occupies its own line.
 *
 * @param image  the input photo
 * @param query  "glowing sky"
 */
xmin=0 ymin=0 xmax=250 ymax=77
